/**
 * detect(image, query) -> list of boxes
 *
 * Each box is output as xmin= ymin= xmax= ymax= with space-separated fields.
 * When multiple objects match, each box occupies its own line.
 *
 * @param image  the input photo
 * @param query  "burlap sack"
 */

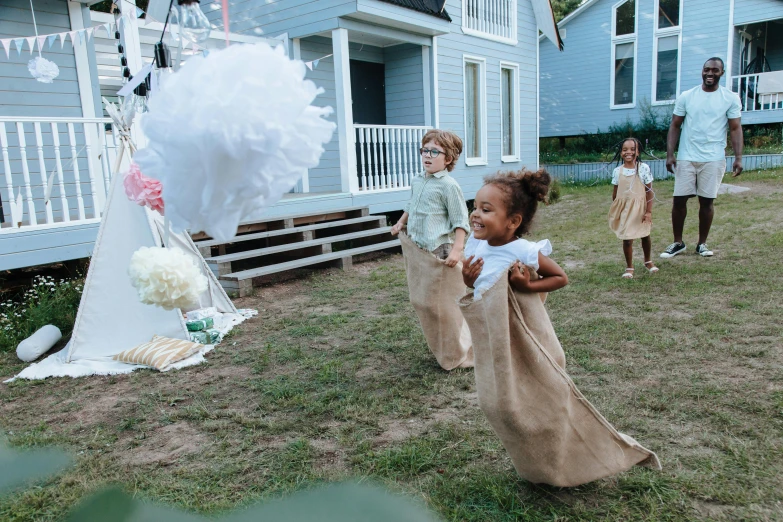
xmin=399 ymin=232 xmax=473 ymax=370
xmin=459 ymin=275 xmax=661 ymax=487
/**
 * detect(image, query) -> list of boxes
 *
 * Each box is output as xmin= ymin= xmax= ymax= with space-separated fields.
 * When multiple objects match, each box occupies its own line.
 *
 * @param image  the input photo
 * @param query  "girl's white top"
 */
xmin=465 ymin=235 xmax=552 ymax=299
xmin=611 ymin=162 xmax=653 ymax=185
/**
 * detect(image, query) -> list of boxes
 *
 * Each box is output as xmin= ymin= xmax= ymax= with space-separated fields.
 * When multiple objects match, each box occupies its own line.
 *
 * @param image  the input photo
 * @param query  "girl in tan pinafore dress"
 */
xmin=608 ymin=138 xmax=658 ymax=279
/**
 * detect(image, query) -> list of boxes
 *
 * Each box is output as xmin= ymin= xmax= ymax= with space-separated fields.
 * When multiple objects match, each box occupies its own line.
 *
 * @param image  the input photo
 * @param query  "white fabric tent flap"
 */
xmin=66 ymin=174 xmax=189 ymax=362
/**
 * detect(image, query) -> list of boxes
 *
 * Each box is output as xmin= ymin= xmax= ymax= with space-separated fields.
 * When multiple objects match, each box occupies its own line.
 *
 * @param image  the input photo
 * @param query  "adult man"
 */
xmin=661 ymin=57 xmax=743 ymax=258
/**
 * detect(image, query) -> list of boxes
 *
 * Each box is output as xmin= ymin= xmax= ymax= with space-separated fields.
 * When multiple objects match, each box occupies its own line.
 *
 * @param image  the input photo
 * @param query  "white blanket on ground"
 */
xmin=4 ymin=309 xmax=257 ymax=382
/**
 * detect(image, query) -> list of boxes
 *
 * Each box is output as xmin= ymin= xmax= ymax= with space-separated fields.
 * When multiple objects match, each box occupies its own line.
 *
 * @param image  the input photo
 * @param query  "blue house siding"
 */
xmin=679 ymin=1 xmax=730 ymax=90
xmin=207 ymin=0 xmax=355 ymax=37
xmin=384 ymin=43 xmax=425 ymax=125
xmin=539 ymin=0 xmax=750 ymax=138
xmin=734 ymin=0 xmax=783 ymax=25
xmin=299 ymin=36 xmax=341 ymax=193
xmin=539 ymin=0 xmax=616 ymax=137
xmin=434 ymin=0 xmax=539 ymax=200
xmin=0 ymin=0 xmax=82 ymax=118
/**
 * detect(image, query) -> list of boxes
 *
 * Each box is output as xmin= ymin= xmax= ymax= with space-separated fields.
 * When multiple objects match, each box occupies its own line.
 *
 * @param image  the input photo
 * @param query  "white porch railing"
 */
xmin=731 ymin=73 xmax=783 ymax=112
xmin=355 ymin=124 xmax=432 ymax=193
xmin=0 ymin=117 xmax=120 ymax=230
xmin=462 ymin=0 xmax=516 ymax=43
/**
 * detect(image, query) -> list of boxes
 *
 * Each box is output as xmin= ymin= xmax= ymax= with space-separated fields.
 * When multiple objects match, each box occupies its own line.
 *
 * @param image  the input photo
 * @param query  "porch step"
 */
xmin=205 ymin=226 xmax=393 ymax=277
xmin=193 ymin=205 xmax=400 ymax=296
xmin=196 ymin=215 xmax=385 ymax=251
xmin=190 ymin=206 xmax=371 ymax=241
xmin=219 ymin=239 xmax=401 ymax=297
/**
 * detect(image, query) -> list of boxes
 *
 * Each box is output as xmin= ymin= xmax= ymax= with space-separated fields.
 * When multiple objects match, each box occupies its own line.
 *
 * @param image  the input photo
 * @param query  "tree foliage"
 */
xmin=551 ymin=0 xmax=583 ymax=22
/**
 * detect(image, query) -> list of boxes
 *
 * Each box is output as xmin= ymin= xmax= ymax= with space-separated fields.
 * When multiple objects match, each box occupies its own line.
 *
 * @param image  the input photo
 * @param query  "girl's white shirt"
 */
xmin=465 ymin=235 xmax=552 ymax=299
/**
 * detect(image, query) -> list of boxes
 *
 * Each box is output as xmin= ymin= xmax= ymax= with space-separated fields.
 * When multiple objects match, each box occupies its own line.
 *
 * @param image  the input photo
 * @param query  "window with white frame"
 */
xmin=462 ymin=0 xmax=517 ymax=45
xmin=464 ymin=56 xmax=487 ymax=165
xmin=500 ymin=62 xmax=520 ymax=161
xmin=653 ymin=0 xmax=681 ymax=103
xmin=611 ymin=0 xmax=636 ymax=108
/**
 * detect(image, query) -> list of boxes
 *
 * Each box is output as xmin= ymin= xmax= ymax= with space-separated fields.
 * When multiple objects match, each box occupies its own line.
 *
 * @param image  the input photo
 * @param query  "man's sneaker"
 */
xmin=696 ymin=243 xmax=713 ymax=257
xmin=660 ymin=242 xmax=686 ymax=258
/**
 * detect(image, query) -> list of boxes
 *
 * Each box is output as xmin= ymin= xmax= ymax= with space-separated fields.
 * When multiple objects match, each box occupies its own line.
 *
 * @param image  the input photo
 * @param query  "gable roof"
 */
xmin=379 ymin=0 xmax=452 ymax=21
xmin=538 ymin=0 xmax=598 ymax=43
xmin=532 ymin=0 xmax=564 ymax=50
xmin=557 ymin=0 xmax=600 ymax=27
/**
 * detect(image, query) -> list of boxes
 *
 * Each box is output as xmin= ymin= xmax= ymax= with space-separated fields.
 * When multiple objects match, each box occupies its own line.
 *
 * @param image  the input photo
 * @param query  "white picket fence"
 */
xmin=542 ymin=154 xmax=783 ymax=183
xmin=355 ymin=124 xmax=432 ymax=192
xmin=0 ymin=117 xmax=120 ymax=229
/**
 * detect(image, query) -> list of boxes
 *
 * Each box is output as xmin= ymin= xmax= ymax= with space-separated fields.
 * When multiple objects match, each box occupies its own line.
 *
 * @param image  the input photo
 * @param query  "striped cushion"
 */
xmin=112 ymin=335 xmax=202 ymax=370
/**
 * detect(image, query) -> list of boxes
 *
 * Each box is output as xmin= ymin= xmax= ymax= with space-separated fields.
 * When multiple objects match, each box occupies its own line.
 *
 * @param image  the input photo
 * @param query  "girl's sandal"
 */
xmin=622 ymin=268 xmax=634 ymax=279
xmin=644 ymin=261 xmax=659 ymax=274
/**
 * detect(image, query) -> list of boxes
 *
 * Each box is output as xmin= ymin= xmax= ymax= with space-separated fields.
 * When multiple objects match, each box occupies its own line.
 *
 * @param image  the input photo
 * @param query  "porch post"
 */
xmin=292 ymin=38 xmax=309 ymax=193
xmin=67 ymin=1 xmax=106 ymax=208
xmin=431 ymin=36 xmax=440 ymax=128
xmin=332 ymin=28 xmax=358 ymax=193
xmin=422 ymin=45 xmax=432 ymax=127
xmin=120 ymin=0 xmax=147 ymax=150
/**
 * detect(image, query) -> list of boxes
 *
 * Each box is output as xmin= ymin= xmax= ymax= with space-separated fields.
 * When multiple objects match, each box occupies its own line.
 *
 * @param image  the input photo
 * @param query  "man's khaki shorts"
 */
xmin=673 ymin=160 xmax=726 ymax=199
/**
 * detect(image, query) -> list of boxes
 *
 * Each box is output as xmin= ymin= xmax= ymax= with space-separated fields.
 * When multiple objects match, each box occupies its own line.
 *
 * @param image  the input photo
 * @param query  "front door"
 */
xmin=350 ymin=60 xmax=386 ymax=124
xmin=350 ymin=60 xmax=386 ymax=189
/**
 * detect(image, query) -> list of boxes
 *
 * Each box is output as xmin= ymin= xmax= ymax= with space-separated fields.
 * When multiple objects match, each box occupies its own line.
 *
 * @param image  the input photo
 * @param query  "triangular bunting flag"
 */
xmin=67 ymin=31 xmax=77 ymax=47
xmin=78 ymin=29 xmax=85 ymax=45
xmin=47 ymin=34 xmax=56 ymax=48
xmin=136 ymin=6 xmax=144 ymax=18
xmin=105 ymin=22 xmax=113 ymax=37
xmin=25 ymin=36 xmax=36 ymax=54
xmin=305 ymin=61 xmax=313 ymax=70
xmin=0 ymin=39 xmax=10 ymax=59
xmin=13 ymin=38 xmax=25 ymax=56
xmin=313 ymin=59 xmax=320 ymax=69
xmin=59 ymin=32 xmax=67 ymax=48
xmin=86 ymin=27 xmax=94 ymax=41
xmin=37 ymin=36 xmax=46 ymax=51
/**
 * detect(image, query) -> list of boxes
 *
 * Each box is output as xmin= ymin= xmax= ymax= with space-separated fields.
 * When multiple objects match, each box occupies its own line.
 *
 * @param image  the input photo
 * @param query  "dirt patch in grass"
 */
xmin=120 ymin=422 xmax=209 ymax=466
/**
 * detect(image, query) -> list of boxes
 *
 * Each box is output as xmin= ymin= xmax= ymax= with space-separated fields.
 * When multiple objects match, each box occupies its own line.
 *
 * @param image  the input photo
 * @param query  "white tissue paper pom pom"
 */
xmin=128 ymin=246 xmax=208 ymax=311
xmin=134 ymin=43 xmax=336 ymax=242
xmin=28 ymin=56 xmax=60 ymax=84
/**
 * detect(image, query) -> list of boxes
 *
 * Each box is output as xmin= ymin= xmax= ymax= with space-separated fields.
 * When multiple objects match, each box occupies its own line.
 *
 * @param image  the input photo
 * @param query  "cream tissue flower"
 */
xmin=28 ymin=56 xmax=60 ymax=84
xmin=134 ymin=42 xmax=335 ymax=243
xmin=128 ymin=247 xmax=208 ymax=311
xmin=123 ymin=162 xmax=164 ymax=214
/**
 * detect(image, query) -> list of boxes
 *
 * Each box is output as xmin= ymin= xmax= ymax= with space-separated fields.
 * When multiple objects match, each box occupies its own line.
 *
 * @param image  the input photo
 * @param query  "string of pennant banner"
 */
xmin=1 ymin=5 xmax=332 ymax=69
xmin=0 ymin=10 xmax=146 ymax=60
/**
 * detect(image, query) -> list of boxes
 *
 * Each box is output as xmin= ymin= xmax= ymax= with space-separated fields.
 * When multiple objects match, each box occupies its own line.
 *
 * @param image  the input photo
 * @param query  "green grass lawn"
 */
xmin=1 ymin=172 xmax=782 ymax=521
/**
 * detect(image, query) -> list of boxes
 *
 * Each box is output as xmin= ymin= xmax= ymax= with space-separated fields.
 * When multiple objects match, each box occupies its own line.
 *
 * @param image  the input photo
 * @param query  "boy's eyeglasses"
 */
xmin=419 ymin=148 xmax=444 ymax=158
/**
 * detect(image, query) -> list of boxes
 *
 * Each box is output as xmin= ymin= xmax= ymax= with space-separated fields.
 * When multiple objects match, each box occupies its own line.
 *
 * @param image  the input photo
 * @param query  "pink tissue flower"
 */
xmin=123 ymin=162 xmax=164 ymax=215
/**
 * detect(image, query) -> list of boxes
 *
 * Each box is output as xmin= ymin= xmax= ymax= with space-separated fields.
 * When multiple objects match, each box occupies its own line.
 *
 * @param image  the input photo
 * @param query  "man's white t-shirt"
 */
xmin=465 ymin=235 xmax=552 ymax=299
xmin=673 ymin=85 xmax=741 ymax=162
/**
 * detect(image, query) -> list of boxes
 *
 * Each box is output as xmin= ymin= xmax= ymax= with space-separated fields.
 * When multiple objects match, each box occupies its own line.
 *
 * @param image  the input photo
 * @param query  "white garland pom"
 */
xmin=28 ymin=56 xmax=60 ymax=84
xmin=134 ymin=43 xmax=336 ymax=242
xmin=128 ymin=246 xmax=208 ymax=311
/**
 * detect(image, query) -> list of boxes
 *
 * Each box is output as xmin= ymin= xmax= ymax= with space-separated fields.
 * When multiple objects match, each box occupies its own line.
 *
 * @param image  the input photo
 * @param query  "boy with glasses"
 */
xmin=391 ymin=129 xmax=470 ymax=266
xmin=391 ymin=129 xmax=473 ymax=370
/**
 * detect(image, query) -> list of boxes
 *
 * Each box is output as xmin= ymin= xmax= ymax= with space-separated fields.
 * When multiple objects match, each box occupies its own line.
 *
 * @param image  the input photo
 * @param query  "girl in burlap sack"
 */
xmin=460 ymin=169 xmax=660 ymax=487
xmin=608 ymin=138 xmax=658 ymax=279
xmin=391 ymin=129 xmax=473 ymax=370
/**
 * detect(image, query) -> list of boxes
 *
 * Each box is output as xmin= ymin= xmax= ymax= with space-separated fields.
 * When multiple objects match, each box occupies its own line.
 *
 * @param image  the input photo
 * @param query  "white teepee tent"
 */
xmin=9 ymin=172 xmax=245 ymax=380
